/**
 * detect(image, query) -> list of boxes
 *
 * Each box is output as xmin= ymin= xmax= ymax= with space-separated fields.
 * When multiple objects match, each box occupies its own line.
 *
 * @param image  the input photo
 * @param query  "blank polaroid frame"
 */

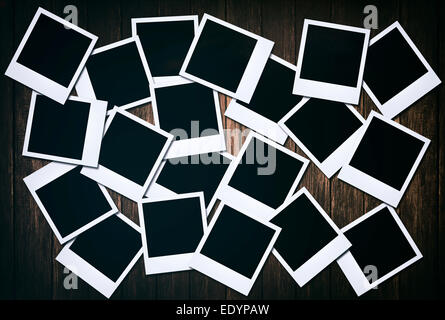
xmin=150 ymin=78 xmax=226 ymax=158
xmin=363 ymin=22 xmax=441 ymax=119
xmin=337 ymin=204 xmax=422 ymax=296
xmin=190 ymin=202 xmax=281 ymax=296
xmin=23 ymin=162 xmax=118 ymax=244
xmin=138 ymin=192 xmax=207 ymax=275
xmin=56 ymin=213 xmax=143 ymax=298
xmin=266 ymin=188 xmax=351 ymax=287
xmin=225 ymin=55 xmax=303 ymax=144
xmin=210 ymin=132 xmax=309 ymax=219
xmin=131 ymin=15 xmax=198 ymax=83
xmin=180 ymin=14 xmax=274 ymax=103
xmin=338 ymin=110 xmax=430 ymax=207
xmin=75 ymin=36 xmax=154 ymax=115
xmin=81 ymin=108 xmax=173 ymax=202
xmin=145 ymin=152 xmax=234 ymax=214
xmin=5 ymin=8 xmax=97 ymax=104
xmin=293 ymin=19 xmax=370 ymax=104
xmin=278 ymin=97 xmax=365 ymax=178
xmin=22 ymin=92 xmax=107 ymax=166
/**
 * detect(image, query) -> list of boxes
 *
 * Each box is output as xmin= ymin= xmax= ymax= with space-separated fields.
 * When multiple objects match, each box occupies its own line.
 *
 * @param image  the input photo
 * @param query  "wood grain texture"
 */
xmin=0 ymin=0 xmax=443 ymax=300
xmin=438 ymin=0 xmax=445 ymax=301
xmin=189 ymin=0 xmax=228 ymax=300
xmin=261 ymin=0 xmax=298 ymax=300
xmin=0 ymin=0 xmax=14 ymax=300
xmin=225 ymin=0 xmax=261 ymax=300
xmin=293 ymin=0 xmax=332 ymax=300
xmin=12 ymin=0 xmax=54 ymax=300
xmin=398 ymin=0 xmax=439 ymax=299
xmin=119 ymin=0 xmax=160 ymax=301
xmin=359 ymin=0 xmax=400 ymax=300
xmin=51 ymin=0 xmax=92 ymax=300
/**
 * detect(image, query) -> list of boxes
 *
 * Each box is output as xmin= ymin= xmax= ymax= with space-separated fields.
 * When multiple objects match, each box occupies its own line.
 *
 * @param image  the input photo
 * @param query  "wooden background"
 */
xmin=0 ymin=0 xmax=444 ymax=300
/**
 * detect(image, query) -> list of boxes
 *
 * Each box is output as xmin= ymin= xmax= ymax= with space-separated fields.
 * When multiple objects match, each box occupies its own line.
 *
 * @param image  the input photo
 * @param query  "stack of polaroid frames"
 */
xmin=5 ymin=7 xmax=441 ymax=298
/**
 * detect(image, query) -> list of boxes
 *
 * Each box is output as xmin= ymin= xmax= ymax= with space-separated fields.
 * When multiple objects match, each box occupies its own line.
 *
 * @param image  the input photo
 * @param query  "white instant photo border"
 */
xmin=150 ymin=78 xmax=226 ymax=158
xmin=266 ymin=187 xmax=351 ymax=287
xmin=5 ymin=7 xmax=97 ymax=104
xmin=23 ymin=162 xmax=118 ymax=244
xmin=338 ymin=110 xmax=430 ymax=207
xmin=224 ymin=55 xmax=297 ymax=145
xmin=278 ymin=97 xmax=365 ymax=178
xmin=131 ymin=15 xmax=199 ymax=84
xmin=363 ymin=22 xmax=441 ymax=119
xmin=138 ymin=192 xmax=207 ymax=275
xmin=209 ymin=132 xmax=309 ymax=219
xmin=81 ymin=108 xmax=174 ymax=202
xmin=180 ymin=13 xmax=274 ymax=103
xmin=293 ymin=19 xmax=370 ymax=105
xmin=337 ymin=204 xmax=422 ymax=296
xmin=189 ymin=201 xmax=281 ymax=296
xmin=56 ymin=213 xmax=143 ymax=299
xmin=144 ymin=151 xmax=235 ymax=214
xmin=22 ymin=91 xmax=107 ymax=167
xmin=75 ymin=36 xmax=154 ymax=115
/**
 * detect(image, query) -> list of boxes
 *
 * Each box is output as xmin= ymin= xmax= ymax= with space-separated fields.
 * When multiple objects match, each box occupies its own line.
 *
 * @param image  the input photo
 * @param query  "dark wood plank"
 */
xmin=48 ymin=0 xmax=96 ymax=300
xmin=0 ymin=0 xmax=15 ymax=300
xmin=328 ymin=0 xmax=366 ymax=300
xmin=13 ymin=0 xmax=54 ymax=299
xmin=438 ymin=0 xmax=445 ymax=300
xmin=359 ymin=0 xmax=400 ymax=300
xmin=260 ymin=0 xmax=298 ymax=300
xmin=154 ymin=0 xmax=193 ymax=300
xmin=119 ymin=0 xmax=160 ymax=300
xmin=225 ymin=0 xmax=254 ymax=161
xmin=225 ymin=0 xmax=262 ymax=300
xmin=82 ymin=0 xmax=124 ymax=300
xmin=188 ymin=0 xmax=228 ymax=300
xmin=292 ymin=0 xmax=332 ymax=300
xmin=398 ymin=0 xmax=439 ymax=299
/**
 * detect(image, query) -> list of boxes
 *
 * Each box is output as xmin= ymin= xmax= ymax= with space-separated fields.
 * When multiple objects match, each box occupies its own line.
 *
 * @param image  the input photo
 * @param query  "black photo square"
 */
xmin=348 ymin=116 xmax=425 ymax=190
xmin=184 ymin=19 xmax=256 ymax=93
xmin=26 ymin=95 xmax=90 ymax=160
xmin=133 ymin=17 xmax=197 ymax=77
xmin=279 ymin=98 xmax=364 ymax=177
xmin=5 ymin=8 xmax=97 ymax=104
xmin=99 ymin=112 xmax=169 ymax=185
xmin=300 ymin=24 xmax=366 ymax=87
xmin=338 ymin=111 xmax=429 ymax=207
xmin=24 ymin=162 xmax=117 ymax=244
xmin=337 ymin=204 xmax=421 ymax=296
xmin=56 ymin=214 xmax=142 ymax=298
xmin=143 ymin=197 xmax=204 ymax=257
xmin=81 ymin=109 xmax=173 ymax=202
xmin=293 ymin=20 xmax=369 ymax=104
xmin=283 ymin=99 xmax=363 ymax=163
xmin=200 ymin=205 xmax=276 ymax=279
xmin=17 ymin=13 xmax=92 ymax=87
xmin=362 ymin=22 xmax=440 ymax=119
xmin=69 ymin=215 xmax=142 ymax=282
xmin=139 ymin=193 xmax=206 ymax=274
xmin=269 ymin=188 xmax=350 ymax=286
xmin=228 ymin=136 xmax=307 ymax=209
xmin=154 ymin=153 xmax=231 ymax=207
xmin=181 ymin=14 xmax=273 ymax=103
xmin=271 ymin=192 xmax=338 ymax=271
xmin=85 ymin=39 xmax=153 ymax=110
xmin=154 ymin=82 xmax=219 ymax=137
xmin=237 ymin=57 xmax=303 ymax=122
xmin=344 ymin=206 xmax=417 ymax=279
